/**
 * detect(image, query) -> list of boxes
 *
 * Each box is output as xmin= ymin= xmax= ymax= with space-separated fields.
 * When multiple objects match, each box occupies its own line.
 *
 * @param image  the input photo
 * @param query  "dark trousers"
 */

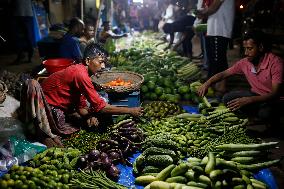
xmin=206 ymin=36 xmax=229 ymax=78
xmin=182 ymin=31 xmax=195 ymax=57
xmin=223 ymin=90 xmax=281 ymax=127
xmin=13 ymin=16 xmax=35 ymax=61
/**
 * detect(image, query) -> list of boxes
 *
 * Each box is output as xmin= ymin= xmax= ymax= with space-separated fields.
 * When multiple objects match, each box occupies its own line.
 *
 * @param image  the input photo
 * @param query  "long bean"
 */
xmin=70 ymin=169 xmax=127 ymax=189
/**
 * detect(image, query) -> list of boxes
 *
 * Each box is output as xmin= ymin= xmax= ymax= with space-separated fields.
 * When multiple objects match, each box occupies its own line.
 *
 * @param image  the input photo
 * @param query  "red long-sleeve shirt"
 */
xmin=41 ymin=64 xmax=106 ymax=112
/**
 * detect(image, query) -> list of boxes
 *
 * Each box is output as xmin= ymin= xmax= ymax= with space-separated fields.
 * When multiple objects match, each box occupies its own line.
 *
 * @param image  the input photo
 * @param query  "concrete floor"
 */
xmin=0 ymin=36 xmax=284 ymax=188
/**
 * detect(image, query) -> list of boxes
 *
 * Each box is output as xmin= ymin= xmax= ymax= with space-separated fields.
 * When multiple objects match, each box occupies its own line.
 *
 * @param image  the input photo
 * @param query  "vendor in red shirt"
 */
xmin=41 ymin=43 xmax=142 ymax=135
xmin=198 ymin=30 xmax=283 ymax=135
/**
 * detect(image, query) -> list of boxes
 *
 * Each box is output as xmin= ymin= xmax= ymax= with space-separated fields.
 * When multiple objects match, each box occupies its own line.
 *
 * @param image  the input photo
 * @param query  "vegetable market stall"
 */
xmin=0 ymin=32 xmax=281 ymax=189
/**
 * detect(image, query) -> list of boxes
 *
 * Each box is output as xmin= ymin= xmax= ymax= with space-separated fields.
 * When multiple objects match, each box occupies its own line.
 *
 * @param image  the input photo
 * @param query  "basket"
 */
xmin=92 ymin=71 xmax=144 ymax=93
xmin=0 ymin=80 xmax=8 ymax=104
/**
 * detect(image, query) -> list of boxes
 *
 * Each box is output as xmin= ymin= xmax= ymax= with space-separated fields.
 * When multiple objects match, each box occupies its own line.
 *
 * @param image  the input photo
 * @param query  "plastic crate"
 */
xmin=108 ymin=91 xmax=140 ymax=108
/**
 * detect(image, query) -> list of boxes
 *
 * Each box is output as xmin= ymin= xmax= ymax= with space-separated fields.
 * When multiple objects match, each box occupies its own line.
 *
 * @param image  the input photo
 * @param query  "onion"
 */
xmin=78 ymin=156 xmax=88 ymax=168
xmin=108 ymin=151 xmax=120 ymax=160
xmin=100 ymin=152 xmax=108 ymax=159
xmin=106 ymin=164 xmax=120 ymax=180
xmin=101 ymin=156 xmax=112 ymax=169
xmin=89 ymin=150 xmax=100 ymax=161
xmin=121 ymin=121 xmax=135 ymax=128
xmin=90 ymin=161 xmax=101 ymax=169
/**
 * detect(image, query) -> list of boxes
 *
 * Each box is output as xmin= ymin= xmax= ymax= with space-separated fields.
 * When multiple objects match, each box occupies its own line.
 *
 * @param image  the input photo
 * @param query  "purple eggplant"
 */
xmin=106 ymin=164 xmax=120 ymax=180
xmin=88 ymin=149 xmax=101 ymax=161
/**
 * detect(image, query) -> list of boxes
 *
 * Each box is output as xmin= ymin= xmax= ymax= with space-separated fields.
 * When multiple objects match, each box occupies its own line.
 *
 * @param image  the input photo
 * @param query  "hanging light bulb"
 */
xmin=96 ymin=0 xmax=100 ymax=9
xmin=240 ymin=5 xmax=244 ymax=9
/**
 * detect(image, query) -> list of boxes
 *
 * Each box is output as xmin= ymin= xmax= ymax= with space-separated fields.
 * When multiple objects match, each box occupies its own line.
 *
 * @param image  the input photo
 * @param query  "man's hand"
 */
xmin=130 ymin=107 xmax=143 ymax=117
xmin=198 ymin=83 xmax=209 ymax=97
xmin=86 ymin=117 xmax=99 ymax=127
xmin=227 ymin=97 xmax=252 ymax=111
xmin=196 ymin=9 xmax=208 ymax=19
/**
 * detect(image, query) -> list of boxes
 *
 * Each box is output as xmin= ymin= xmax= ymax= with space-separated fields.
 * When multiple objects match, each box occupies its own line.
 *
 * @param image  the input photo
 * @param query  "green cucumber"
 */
xmin=237 ymin=159 xmax=280 ymax=171
xmin=231 ymin=151 xmax=261 ymax=157
xmin=233 ymin=185 xmax=245 ymax=189
xmin=184 ymin=170 xmax=196 ymax=180
xmin=150 ymin=181 xmax=171 ymax=189
xmin=231 ymin=157 xmax=255 ymax=164
xmin=215 ymin=142 xmax=278 ymax=151
xmin=156 ymin=164 xmax=176 ymax=181
xmin=198 ymin=175 xmax=211 ymax=185
xmin=209 ymin=169 xmax=223 ymax=180
xmin=166 ymin=176 xmax=187 ymax=184
xmin=205 ymin=152 xmax=216 ymax=174
xmin=135 ymin=175 xmax=156 ymax=185
xmin=213 ymin=181 xmax=222 ymax=189
xmin=250 ymin=179 xmax=267 ymax=189
xmin=192 ymin=166 xmax=204 ymax=175
xmin=171 ymin=163 xmax=190 ymax=177
xmin=231 ymin=177 xmax=245 ymax=185
xmin=187 ymin=181 xmax=208 ymax=188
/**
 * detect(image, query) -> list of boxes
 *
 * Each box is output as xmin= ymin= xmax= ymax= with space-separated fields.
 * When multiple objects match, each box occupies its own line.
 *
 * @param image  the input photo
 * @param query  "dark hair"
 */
xmin=68 ymin=17 xmax=84 ymax=30
xmin=83 ymin=42 xmax=109 ymax=60
xmin=102 ymin=21 xmax=110 ymax=27
xmin=243 ymin=29 xmax=271 ymax=52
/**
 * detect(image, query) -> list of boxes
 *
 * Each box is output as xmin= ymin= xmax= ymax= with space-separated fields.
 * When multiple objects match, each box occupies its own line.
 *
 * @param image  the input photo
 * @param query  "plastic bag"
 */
xmin=9 ymin=136 xmax=46 ymax=164
xmin=0 ymin=117 xmax=25 ymax=145
xmin=0 ymin=141 xmax=18 ymax=172
xmin=254 ymin=168 xmax=278 ymax=189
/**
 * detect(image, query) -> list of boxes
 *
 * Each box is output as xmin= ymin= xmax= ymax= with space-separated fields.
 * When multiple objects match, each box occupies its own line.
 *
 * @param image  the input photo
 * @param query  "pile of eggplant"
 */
xmin=77 ymin=119 xmax=144 ymax=180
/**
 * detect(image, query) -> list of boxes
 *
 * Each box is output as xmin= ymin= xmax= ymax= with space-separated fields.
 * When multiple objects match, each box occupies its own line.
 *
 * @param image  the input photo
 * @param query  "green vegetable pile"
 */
xmin=29 ymin=147 xmax=81 ymax=170
xmin=109 ymin=34 xmax=205 ymax=102
xmin=135 ymin=147 xmax=277 ymax=188
xmin=138 ymin=107 xmax=250 ymax=158
xmin=189 ymin=126 xmax=259 ymax=158
xmin=143 ymin=101 xmax=185 ymax=119
xmin=0 ymin=147 xmax=80 ymax=189
xmin=0 ymin=165 xmax=71 ymax=189
xmin=63 ymin=129 xmax=110 ymax=154
xmin=133 ymin=134 xmax=181 ymax=176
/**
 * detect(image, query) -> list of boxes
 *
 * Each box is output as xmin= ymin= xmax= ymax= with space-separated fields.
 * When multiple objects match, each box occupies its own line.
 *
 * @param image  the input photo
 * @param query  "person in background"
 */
xmin=162 ymin=0 xmax=177 ymax=24
xmin=79 ymin=22 xmax=96 ymax=54
xmin=162 ymin=2 xmax=196 ymax=58
xmin=39 ymin=43 xmax=142 ymax=146
xmin=59 ymin=17 xmax=84 ymax=63
xmin=192 ymin=0 xmax=208 ymax=69
xmin=99 ymin=21 xmax=127 ymax=53
xmin=198 ymin=30 xmax=283 ymax=136
xmin=196 ymin=0 xmax=235 ymax=99
xmin=12 ymin=0 xmax=35 ymax=63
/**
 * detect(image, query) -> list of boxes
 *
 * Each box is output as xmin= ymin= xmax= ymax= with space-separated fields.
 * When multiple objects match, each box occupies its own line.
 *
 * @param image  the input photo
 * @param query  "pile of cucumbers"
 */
xmin=135 ymin=145 xmax=279 ymax=189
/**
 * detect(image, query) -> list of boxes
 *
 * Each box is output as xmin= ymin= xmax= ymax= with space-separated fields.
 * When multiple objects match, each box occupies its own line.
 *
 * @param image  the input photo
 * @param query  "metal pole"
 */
xmin=81 ymin=0 xmax=84 ymax=20
xmin=94 ymin=0 xmax=103 ymax=42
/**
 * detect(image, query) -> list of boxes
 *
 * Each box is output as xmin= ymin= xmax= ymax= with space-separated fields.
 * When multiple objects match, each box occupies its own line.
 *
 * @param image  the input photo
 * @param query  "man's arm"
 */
xmin=227 ymin=83 xmax=282 ymax=111
xmin=100 ymin=104 xmax=142 ymax=117
xmin=196 ymin=0 xmax=224 ymax=18
xmin=198 ymin=69 xmax=232 ymax=96
xmin=108 ymin=31 xmax=127 ymax=39
xmin=206 ymin=0 xmax=224 ymax=16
